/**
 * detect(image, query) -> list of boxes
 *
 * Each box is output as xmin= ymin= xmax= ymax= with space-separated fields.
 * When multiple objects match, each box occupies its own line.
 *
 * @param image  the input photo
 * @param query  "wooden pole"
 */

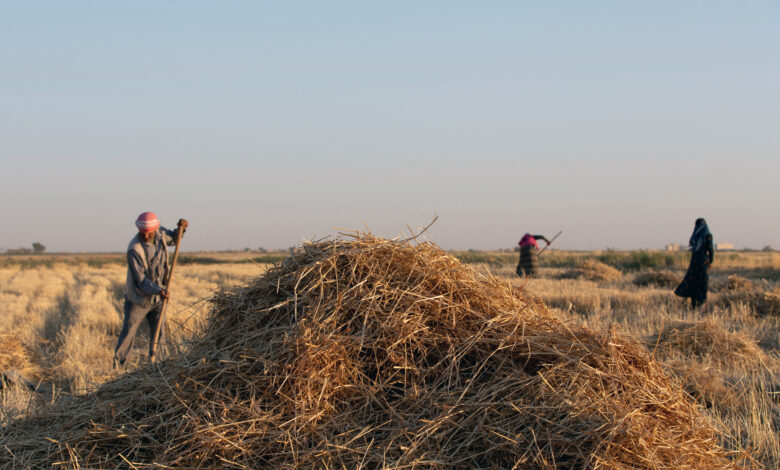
xmin=150 ymin=220 xmax=185 ymax=361
xmin=538 ymin=230 xmax=562 ymax=256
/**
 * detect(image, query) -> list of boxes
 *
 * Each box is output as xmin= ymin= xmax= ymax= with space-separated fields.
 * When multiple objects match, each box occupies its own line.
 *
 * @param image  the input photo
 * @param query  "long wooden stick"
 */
xmin=538 ymin=230 xmax=562 ymax=256
xmin=150 ymin=221 xmax=185 ymax=361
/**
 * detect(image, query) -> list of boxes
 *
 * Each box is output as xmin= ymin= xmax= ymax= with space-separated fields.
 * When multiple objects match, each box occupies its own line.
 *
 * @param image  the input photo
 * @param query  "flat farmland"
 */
xmin=1 ymin=249 xmax=779 ymax=467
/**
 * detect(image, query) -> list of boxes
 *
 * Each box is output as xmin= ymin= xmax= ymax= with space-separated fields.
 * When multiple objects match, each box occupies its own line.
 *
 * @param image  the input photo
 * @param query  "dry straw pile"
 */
xmin=558 ymin=259 xmax=623 ymax=282
xmin=664 ymin=360 xmax=739 ymax=410
xmin=712 ymin=274 xmax=780 ymax=316
xmin=717 ymin=287 xmax=780 ymax=317
xmin=0 ymin=334 xmax=41 ymax=385
xmin=1 ymin=236 xmax=744 ymax=468
xmin=648 ymin=320 xmax=767 ymax=369
xmin=648 ymin=321 xmax=772 ymax=417
xmin=632 ymin=270 xmax=682 ymax=288
xmin=723 ymin=275 xmax=757 ymax=292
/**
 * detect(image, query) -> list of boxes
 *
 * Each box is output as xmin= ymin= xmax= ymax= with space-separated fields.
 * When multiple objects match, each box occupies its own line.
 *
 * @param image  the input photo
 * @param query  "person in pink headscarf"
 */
xmin=516 ymin=233 xmax=550 ymax=277
xmin=114 ymin=212 xmax=188 ymax=366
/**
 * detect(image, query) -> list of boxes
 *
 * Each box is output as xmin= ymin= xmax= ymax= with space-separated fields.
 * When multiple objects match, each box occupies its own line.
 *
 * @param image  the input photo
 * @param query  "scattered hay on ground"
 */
xmin=665 ymin=360 xmax=739 ymax=410
xmin=1 ymin=236 xmax=743 ymax=469
xmin=714 ymin=275 xmax=757 ymax=292
xmin=762 ymin=289 xmax=780 ymax=316
xmin=717 ymin=288 xmax=780 ymax=316
xmin=648 ymin=320 xmax=767 ymax=368
xmin=0 ymin=334 xmax=40 ymax=383
xmin=558 ymin=259 xmax=623 ymax=282
xmin=633 ymin=270 xmax=682 ymax=288
xmin=725 ymin=275 xmax=757 ymax=291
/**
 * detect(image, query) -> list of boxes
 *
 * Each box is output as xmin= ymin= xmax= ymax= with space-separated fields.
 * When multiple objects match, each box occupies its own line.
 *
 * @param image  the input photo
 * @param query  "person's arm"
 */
xmin=160 ymin=226 xmax=176 ymax=247
xmin=705 ymin=234 xmax=714 ymax=266
xmin=127 ymin=250 xmax=164 ymax=296
xmin=162 ymin=219 xmax=189 ymax=246
xmin=533 ymin=235 xmax=550 ymax=244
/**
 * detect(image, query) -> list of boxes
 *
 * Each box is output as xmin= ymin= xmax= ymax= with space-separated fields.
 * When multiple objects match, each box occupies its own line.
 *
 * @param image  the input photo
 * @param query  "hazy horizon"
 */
xmin=2 ymin=2 xmax=778 ymax=252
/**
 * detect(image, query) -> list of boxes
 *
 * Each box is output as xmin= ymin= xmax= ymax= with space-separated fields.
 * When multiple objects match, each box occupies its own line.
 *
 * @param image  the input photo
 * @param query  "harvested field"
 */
xmin=0 ymin=335 xmax=39 ymax=380
xmin=0 ymin=237 xmax=742 ymax=469
xmin=648 ymin=320 xmax=767 ymax=368
xmin=665 ymin=360 xmax=739 ymax=410
xmin=633 ymin=270 xmax=682 ymax=288
xmin=717 ymin=288 xmax=780 ymax=317
xmin=724 ymin=275 xmax=757 ymax=292
xmin=509 ymin=271 xmax=780 ymax=467
xmin=558 ymin=259 xmax=622 ymax=282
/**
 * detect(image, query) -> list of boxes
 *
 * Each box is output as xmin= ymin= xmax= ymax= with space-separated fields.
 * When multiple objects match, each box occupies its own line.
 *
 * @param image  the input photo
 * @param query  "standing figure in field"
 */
xmin=516 ymin=233 xmax=550 ymax=278
xmin=674 ymin=218 xmax=713 ymax=309
xmin=114 ymin=212 xmax=188 ymax=366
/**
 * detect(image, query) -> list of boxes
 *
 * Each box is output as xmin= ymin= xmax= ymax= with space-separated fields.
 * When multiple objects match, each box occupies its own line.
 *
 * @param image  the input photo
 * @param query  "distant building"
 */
xmin=715 ymin=242 xmax=734 ymax=251
xmin=665 ymin=243 xmax=681 ymax=252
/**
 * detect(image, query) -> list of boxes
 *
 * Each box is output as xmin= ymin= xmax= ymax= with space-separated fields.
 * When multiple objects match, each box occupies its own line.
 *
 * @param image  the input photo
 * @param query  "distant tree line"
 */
xmin=3 ymin=242 xmax=46 ymax=254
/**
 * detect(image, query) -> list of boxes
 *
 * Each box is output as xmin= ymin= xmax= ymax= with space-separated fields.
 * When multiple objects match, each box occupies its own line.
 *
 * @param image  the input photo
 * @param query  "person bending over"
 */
xmin=114 ymin=211 xmax=188 ymax=366
xmin=516 ymin=233 xmax=550 ymax=278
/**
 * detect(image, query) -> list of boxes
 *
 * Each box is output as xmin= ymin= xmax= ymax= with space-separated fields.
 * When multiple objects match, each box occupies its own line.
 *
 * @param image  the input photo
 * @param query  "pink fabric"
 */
xmin=135 ymin=211 xmax=160 ymax=233
xmin=518 ymin=233 xmax=539 ymax=249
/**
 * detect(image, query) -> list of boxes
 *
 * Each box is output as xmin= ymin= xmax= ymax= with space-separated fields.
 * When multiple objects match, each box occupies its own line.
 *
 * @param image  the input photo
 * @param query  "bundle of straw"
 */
xmin=558 ymin=260 xmax=622 ymax=282
xmin=0 ymin=334 xmax=41 ymax=383
xmin=649 ymin=320 xmax=767 ymax=369
xmin=724 ymin=275 xmax=757 ymax=292
xmin=1 ymin=235 xmax=744 ymax=468
xmin=717 ymin=288 xmax=780 ymax=316
xmin=633 ymin=270 xmax=682 ymax=288
xmin=665 ymin=360 xmax=739 ymax=411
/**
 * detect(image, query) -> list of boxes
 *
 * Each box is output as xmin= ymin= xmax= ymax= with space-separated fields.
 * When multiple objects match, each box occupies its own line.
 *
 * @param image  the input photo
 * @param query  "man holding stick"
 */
xmin=516 ymin=233 xmax=550 ymax=278
xmin=114 ymin=212 xmax=188 ymax=367
xmin=515 ymin=231 xmax=561 ymax=278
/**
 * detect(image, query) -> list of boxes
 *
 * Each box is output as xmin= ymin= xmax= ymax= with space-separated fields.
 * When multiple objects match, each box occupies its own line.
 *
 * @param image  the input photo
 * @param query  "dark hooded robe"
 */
xmin=674 ymin=218 xmax=714 ymax=307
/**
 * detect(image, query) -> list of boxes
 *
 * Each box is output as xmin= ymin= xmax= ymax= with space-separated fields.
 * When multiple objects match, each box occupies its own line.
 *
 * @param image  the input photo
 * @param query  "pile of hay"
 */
xmin=665 ymin=360 xmax=738 ymax=410
xmin=558 ymin=259 xmax=622 ymax=282
xmin=717 ymin=288 xmax=780 ymax=316
xmin=712 ymin=274 xmax=780 ymax=316
xmin=648 ymin=320 xmax=767 ymax=368
xmin=633 ymin=270 xmax=682 ymax=288
xmin=723 ymin=275 xmax=756 ymax=292
xmin=2 ymin=236 xmax=741 ymax=468
xmin=0 ymin=334 xmax=41 ymax=386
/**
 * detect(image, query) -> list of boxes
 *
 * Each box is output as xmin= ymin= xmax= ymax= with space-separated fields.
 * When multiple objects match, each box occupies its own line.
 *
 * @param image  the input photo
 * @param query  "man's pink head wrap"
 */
xmin=518 ymin=233 xmax=539 ymax=249
xmin=135 ymin=211 xmax=160 ymax=233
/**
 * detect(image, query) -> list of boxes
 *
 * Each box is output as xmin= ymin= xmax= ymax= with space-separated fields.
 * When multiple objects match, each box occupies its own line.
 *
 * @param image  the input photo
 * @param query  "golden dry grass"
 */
xmin=495 ymin=267 xmax=780 ymax=469
xmin=648 ymin=320 xmax=768 ymax=368
xmin=0 ymin=262 xmax=266 ymax=419
xmin=724 ymin=275 xmax=758 ymax=292
xmin=717 ymin=288 xmax=780 ymax=317
xmin=0 ymin=236 xmax=743 ymax=469
xmin=558 ymin=259 xmax=623 ymax=282
xmin=1 ymin=247 xmax=778 ymax=468
xmin=665 ymin=360 xmax=740 ymax=410
xmin=0 ymin=335 xmax=40 ymax=381
xmin=633 ymin=270 xmax=683 ymax=288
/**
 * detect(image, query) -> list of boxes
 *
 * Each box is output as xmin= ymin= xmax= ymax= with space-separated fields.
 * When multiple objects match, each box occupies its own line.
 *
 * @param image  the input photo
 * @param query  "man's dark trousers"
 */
xmin=115 ymin=297 xmax=165 ymax=364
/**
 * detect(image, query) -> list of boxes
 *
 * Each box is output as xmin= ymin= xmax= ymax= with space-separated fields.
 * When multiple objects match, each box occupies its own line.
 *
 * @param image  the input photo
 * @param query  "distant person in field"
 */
xmin=516 ymin=233 xmax=550 ymax=278
xmin=114 ymin=212 xmax=188 ymax=366
xmin=674 ymin=218 xmax=713 ymax=309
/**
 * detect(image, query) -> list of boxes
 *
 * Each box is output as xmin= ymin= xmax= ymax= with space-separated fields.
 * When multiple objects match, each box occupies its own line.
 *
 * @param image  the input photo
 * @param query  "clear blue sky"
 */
xmin=1 ymin=1 xmax=778 ymax=252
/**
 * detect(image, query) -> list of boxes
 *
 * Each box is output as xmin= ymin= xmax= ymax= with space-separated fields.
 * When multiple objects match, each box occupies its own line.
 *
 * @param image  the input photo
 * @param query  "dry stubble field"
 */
xmin=1 ymin=249 xmax=779 ymax=467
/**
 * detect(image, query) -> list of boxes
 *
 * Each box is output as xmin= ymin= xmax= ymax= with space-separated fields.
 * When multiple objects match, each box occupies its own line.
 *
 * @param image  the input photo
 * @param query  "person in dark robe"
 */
xmin=674 ymin=218 xmax=714 ymax=309
xmin=516 ymin=233 xmax=550 ymax=278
